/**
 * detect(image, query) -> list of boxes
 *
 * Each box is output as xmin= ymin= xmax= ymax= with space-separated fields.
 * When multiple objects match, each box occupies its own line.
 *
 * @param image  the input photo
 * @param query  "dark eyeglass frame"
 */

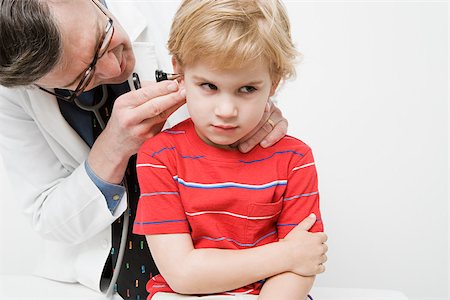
xmin=36 ymin=0 xmax=114 ymax=103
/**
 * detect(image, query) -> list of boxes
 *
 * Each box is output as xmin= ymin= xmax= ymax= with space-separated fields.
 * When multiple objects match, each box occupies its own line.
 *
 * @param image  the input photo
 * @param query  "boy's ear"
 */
xmin=172 ymin=56 xmax=182 ymax=74
xmin=270 ymin=79 xmax=280 ymax=96
xmin=171 ymin=56 xmax=185 ymax=85
xmin=171 ymin=56 xmax=178 ymax=71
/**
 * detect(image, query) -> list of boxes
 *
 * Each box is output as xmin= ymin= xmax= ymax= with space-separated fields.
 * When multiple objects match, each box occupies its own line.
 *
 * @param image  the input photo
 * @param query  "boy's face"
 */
xmin=175 ymin=59 xmax=277 ymax=149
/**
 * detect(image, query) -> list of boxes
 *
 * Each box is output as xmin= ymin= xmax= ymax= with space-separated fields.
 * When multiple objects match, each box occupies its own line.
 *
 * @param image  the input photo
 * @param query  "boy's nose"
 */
xmin=214 ymin=97 xmax=238 ymax=119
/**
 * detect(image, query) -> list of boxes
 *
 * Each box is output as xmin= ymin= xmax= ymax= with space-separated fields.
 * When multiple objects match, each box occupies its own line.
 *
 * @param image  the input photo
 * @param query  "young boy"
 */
xmin=133 ymin=0 xmax=325 ymax=299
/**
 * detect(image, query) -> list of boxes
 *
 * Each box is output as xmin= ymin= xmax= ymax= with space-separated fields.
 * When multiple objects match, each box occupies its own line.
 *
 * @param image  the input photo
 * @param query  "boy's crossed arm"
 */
xmin=145 ymin=214 xmax=325 ymax=295
xmin=258 ymin=223 xmax=328 ymax=300
xmin=258 ymin=272 xmax=315 ymax=300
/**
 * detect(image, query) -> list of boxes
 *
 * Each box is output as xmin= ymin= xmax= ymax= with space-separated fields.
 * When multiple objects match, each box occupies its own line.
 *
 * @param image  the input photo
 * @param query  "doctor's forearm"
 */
xmin=87 ymin=132 xmax=130 ymax=185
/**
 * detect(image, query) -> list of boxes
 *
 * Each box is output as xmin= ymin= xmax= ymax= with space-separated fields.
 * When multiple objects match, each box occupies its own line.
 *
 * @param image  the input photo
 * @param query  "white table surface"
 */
xmin=0 ymin=274 xmax=409 ymax=300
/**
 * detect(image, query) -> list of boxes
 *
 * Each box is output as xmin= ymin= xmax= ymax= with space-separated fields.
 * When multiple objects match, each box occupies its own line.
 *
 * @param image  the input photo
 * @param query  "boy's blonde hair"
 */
xmin=168 ymin=0 xmax=298 ymax=83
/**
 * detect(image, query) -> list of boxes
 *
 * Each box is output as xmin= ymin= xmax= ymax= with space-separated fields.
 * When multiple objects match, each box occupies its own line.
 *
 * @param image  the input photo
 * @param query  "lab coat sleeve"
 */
xmin=0 ymin=87 xmax=126 ymax=245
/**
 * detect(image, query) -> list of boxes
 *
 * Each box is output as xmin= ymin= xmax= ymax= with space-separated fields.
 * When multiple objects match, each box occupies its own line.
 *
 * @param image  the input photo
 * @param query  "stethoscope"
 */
xmin=74 ymin=84 xmax=109 ymax=129
xmin=72 ymin=70 xmax=179 ymax=297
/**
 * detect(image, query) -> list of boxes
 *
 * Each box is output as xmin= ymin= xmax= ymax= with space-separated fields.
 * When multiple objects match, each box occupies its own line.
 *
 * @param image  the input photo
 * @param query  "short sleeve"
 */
xmin=133 ymin=137 xmax=190 ymax=235
xmin=277 ymin=148 xmax=323 ymax=239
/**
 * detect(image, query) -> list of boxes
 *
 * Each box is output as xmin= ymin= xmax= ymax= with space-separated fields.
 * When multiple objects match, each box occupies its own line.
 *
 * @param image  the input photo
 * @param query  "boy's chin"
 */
xmin=208 ymin=137 xmax=241 ymax=149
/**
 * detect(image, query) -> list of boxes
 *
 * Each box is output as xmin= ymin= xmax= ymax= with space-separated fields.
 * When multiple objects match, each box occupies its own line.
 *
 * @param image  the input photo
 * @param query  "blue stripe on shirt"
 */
xmin=194 ymin=231 xmax=277 ymax=247
xmin=173 ymin=176 xmax=287 ymax=190
xmin=134 ymin=219 xmax=187 ymax=225
xmin=239 ymin=150 xmax=305 ymax=164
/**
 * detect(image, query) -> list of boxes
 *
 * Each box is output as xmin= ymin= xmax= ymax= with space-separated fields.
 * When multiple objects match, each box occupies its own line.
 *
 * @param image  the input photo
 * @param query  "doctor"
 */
xmin=0 ymin=0 xmax=327 ymax=299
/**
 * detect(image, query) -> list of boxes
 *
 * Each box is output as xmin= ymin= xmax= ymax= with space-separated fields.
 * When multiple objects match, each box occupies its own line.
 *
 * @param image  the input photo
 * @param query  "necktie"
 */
xmin=80 ymin=2 xmax=159 ymax=294
xmin=91 ymin=84 xmax=159 ymax=300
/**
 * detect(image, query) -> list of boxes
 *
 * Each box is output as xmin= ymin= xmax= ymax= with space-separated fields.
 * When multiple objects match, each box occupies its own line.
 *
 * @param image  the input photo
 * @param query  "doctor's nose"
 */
xmin=94 ymin=50 xmax=122 ymax=79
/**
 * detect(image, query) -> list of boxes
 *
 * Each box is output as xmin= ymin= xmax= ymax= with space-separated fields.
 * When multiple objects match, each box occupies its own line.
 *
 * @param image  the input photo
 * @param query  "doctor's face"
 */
xmin=35 ymin=0 xmax=135 ymax=91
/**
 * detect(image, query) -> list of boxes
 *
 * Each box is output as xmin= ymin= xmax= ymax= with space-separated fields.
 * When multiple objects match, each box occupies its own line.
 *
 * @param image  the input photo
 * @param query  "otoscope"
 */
xmin=129 ymin=70 xmax=182 ymax=92
xmin=155 ymin=69 xmax=182 ymax=82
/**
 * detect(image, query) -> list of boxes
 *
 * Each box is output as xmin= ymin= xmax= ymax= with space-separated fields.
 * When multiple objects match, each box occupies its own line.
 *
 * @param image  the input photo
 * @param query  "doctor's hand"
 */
xmin=88 ymin=80 xmax=186 ymax=184
xmin=234 ymin=99 xmax=288 ymax=153
xmin=281 ymin=214 xmax=328 ymax=277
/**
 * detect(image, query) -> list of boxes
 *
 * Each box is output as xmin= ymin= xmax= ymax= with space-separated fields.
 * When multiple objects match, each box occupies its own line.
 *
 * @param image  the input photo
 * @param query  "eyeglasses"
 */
xmin=36 ymin=0 xmax=114 ymax=103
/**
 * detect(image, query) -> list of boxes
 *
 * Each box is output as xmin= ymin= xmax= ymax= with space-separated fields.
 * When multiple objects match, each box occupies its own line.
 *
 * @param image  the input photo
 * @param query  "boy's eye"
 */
xmin=239 ymin=86 xmax=257 ymax=93
xmin=200 ymin=83 xmax=218 ymax=91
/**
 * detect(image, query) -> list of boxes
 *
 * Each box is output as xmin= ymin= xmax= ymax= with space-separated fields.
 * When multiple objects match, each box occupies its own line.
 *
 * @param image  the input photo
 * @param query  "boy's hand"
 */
xmin=235 ymin=100 xmax=288 ymax=153
xmin=282 ymin=214 xmax=328 ymax=276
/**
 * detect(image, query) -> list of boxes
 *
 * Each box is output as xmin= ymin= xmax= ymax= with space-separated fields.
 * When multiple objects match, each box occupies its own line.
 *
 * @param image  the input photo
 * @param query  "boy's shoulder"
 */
xmin=161 ymin=118 xmax=193 ymax=138
xmin=245 ymin=134 xmax=313 ymax=165
xmin=270 ymin=134 xmax=312 ymax=153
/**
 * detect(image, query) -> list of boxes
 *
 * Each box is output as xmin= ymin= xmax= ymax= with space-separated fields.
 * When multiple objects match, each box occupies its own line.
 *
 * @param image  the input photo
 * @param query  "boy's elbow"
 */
xmin=164 ymin=268 xmax=209 ymax=294
xmin=160 ymin=249 xmax=213 ymax=294
xmin=169 ymin=282 xmax=192 ymax=295
xmin=165 ymin=272 xmax=198 ymax=294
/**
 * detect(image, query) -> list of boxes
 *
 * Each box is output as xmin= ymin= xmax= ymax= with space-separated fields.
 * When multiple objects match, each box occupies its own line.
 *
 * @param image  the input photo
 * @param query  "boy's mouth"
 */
xmin=212 ymin=124 xmax=238 ymax=132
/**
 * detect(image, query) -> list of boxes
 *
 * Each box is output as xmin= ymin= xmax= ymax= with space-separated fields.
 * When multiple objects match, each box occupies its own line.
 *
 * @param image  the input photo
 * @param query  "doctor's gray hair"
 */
xmin=0 ymin=0 xmax=61 ymax=87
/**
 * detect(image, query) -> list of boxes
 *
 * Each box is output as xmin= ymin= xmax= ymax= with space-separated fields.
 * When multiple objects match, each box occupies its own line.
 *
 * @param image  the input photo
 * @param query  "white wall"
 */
xmin=277 ymin=2 xmax=448 ymax=300
xmin=0 ymin=1 xmax=447 ymax=300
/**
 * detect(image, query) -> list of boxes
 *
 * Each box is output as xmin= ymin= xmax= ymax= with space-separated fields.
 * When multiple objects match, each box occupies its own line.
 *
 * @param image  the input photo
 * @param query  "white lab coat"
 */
xmin=0 ymin=0 xmax=185 ymax=295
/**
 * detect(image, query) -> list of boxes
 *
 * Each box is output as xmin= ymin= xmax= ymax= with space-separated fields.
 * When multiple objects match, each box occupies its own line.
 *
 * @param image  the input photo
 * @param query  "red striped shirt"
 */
xmin=133 ymin=118 xmax=323 ymax=298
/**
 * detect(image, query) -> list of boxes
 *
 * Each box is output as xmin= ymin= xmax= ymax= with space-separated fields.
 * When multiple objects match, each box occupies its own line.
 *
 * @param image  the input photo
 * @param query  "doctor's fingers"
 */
xmin=321 ymin=243 xmax=328 ymax=254
xmin=316 ymin=263 xmax=326 ymax=274
xmin=132 ymin=88 xmax=186 ymax=123
xmin=116 ymin=80 xmax=183 ymax=107
xmin=128 ymin=98 xmax=185 ymax=142
xmin=138 ymin=80 xmax=181 ymax=102
xmin=140 ymin=99 xmax=185 ymax=133
xmin=239 ymin=103 xmax=287 ymax=152
xmin=133 ymin=106 xmax=178 ymax=140
xmin=259 ymin=105 xmax=288 ymax=147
